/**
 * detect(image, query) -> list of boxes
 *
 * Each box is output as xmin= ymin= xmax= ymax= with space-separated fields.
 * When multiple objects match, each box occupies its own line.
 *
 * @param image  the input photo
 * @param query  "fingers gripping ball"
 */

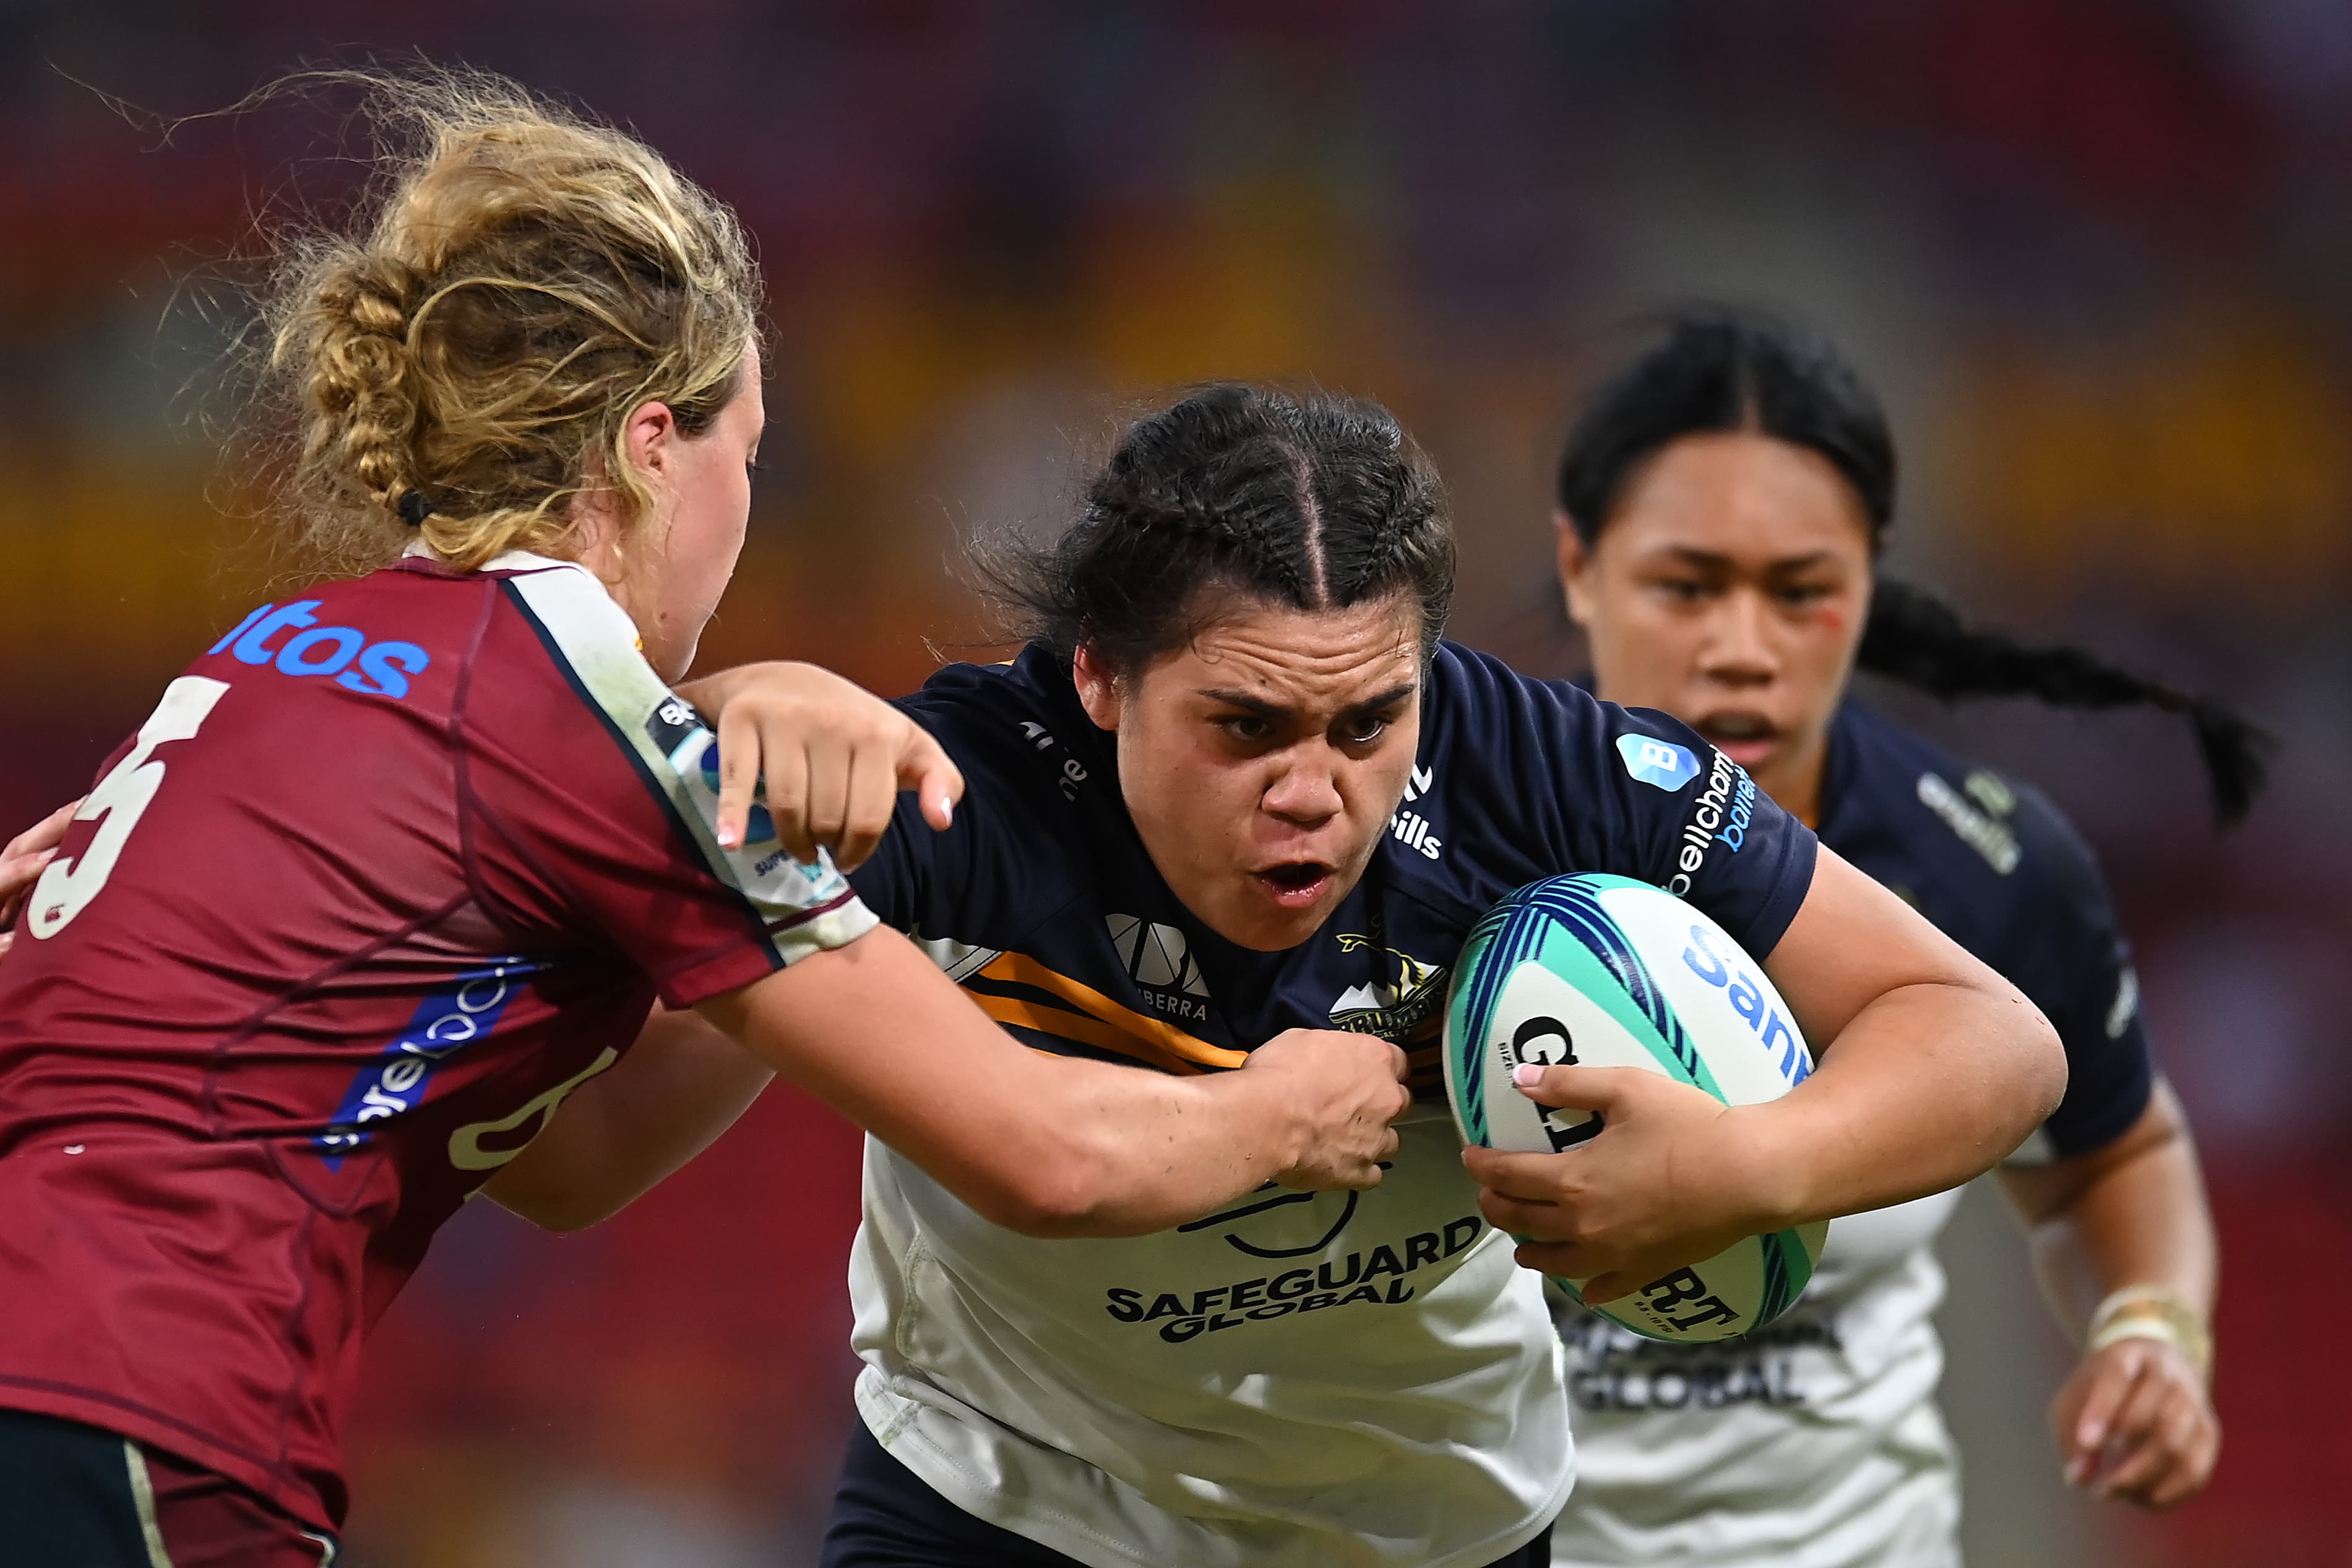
xmin=1443 ymin=874 xmax=1830 ymax=1343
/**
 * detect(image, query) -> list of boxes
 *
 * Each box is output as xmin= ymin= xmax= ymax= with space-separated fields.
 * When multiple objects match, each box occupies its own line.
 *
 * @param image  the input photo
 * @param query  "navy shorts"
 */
xmin=821 ymin=1417 xmax=1552 ymax=1568
xmin=0 ymin=1407 xmax=338 ymax=1568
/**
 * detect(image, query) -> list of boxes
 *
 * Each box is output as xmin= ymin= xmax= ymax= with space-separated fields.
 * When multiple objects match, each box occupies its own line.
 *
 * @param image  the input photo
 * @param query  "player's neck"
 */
xmin=1752 ymin=731 xmax=1829 ymax=830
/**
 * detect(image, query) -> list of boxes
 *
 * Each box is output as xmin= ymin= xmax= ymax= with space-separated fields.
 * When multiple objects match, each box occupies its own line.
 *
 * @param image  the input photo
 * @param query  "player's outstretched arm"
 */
xmin=1467 ymin=845 xmax=2064 ymax=1300
xmin=697 ymin=924 xmax=1413 ymax=1238
xmin=2001 ymin=1080 xmax=2220 ymax=1509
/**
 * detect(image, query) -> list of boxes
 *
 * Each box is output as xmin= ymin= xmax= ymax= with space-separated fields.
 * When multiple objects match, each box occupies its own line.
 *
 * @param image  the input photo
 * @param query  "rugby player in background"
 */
xmin=497 ymin=381 xmax=2069 ymax=1568
xmin=0 ymin=75 xmax=1412 ymax=1566
xmin=1545 ymin=310 xmax=2257 ymax=1567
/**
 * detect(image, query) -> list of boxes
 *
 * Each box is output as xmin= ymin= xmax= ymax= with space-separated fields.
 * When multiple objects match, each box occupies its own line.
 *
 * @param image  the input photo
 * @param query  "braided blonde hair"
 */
xmin=263 ymin=71 xmax=760 ymax=572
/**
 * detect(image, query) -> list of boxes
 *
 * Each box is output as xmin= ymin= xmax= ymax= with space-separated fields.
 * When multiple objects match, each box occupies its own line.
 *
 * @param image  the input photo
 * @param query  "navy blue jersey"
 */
xmin=1817 ymin=700 xmax=2152 ymax=1159
xmin=851 ymin=641 xmax=1816 ymax=1095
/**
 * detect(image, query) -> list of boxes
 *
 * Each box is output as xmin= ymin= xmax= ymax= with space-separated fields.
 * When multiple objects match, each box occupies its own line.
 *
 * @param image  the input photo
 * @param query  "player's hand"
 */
xmin=2053 ymin=1337 xmax=2219 ymax=1509
xmin=680 ymin=661 xmax=962 ymax=871
xmin=1244 ymin=1028 xmax=1411 ymax=1192
xmin=1461 ymin=1064 xmax=1779 ymax=1303
xmin=0 ymin=799 xmax=80 ymax=962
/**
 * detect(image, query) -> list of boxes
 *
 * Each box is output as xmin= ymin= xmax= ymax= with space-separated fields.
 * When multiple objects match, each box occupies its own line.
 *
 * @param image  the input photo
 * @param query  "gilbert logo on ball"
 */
xmin=1443 ymin=873 xmax=1830 ymax=1343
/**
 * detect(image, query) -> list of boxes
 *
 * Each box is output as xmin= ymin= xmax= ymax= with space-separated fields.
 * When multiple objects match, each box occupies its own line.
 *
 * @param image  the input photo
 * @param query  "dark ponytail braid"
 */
xmin=1557 ymin=306 xmax=2273 ymax=828
xmin=1860 ymin=579 xmax=2272 ymax=825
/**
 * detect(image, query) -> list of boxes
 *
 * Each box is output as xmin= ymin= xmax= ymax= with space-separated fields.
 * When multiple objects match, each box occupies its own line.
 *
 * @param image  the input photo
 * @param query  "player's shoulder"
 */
xmin=895 ymin=648 xmax=1042 ymax=726
xmin=855 ymin=646 xmax=1113 ymax=933
xmin=1832 ymin=700 xmax=2107 ymax=916
xmin=246 ymin=547 xmax=635 ymax=707
xmin=895 ymin=645 xmax=1106 ymax=788
xmin=475 ymin=551 xmax=647 ymax=670
xmin=194 ymin=552 xmax=519 ymax=709
xmin=1423 ymin=639 xmax=1587 ymax=723
xmin=449 ymin=549 xmax=676 ymax=727
xmin=392 ymin=550 xmax=706 ymax=804
xmin=1422 ymin=641 xmax=1712 ymax=790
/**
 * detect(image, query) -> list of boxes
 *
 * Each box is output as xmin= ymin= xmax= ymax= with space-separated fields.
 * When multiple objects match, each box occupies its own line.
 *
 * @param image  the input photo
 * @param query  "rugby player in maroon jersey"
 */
xmin=0 ymin=75 xmax=1408 ymax=1565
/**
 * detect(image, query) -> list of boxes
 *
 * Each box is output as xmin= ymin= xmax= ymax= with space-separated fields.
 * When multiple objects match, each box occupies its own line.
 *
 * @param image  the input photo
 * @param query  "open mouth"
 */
xmin=1251 ymin=861 xmax=1334 ymax=910
xmin=1694 ymin=710 xmax=1778 ymax=770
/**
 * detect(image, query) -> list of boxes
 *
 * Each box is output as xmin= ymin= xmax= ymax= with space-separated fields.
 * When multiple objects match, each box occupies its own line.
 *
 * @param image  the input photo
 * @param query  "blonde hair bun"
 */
xmin=264 ymin=70 xmax=760 ymax=572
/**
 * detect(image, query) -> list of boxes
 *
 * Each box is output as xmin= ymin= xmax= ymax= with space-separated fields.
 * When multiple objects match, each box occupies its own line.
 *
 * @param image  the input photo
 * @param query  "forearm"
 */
xmin=2027 ymin=1153 xmax=2216 ymax=1341
xmin=483 ymin=1007 xmax=775 ymax=1231
xmin=2015 ymin=1086 xmax=2220 ymax=1505
xmin=700 ymin=927 xmax=1321 ymax=1239
xmin=980 ymin=1058 xmax=1315 ymax=1238
xmin=1745 ymin=978 xmax=2066 ymax=1228
xmin=2005 ymin=1085 xmax=2218 ymax=1338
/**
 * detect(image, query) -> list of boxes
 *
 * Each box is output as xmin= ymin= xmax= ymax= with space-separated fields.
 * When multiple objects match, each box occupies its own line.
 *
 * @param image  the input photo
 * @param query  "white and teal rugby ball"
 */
xmin=1442 ymin=872 xmax=1830 ymax=1343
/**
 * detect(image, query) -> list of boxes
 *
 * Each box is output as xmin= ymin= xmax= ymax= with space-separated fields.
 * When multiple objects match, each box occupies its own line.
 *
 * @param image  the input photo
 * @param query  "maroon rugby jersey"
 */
xmin=0 ymin=550 xmax=875 ymax=1531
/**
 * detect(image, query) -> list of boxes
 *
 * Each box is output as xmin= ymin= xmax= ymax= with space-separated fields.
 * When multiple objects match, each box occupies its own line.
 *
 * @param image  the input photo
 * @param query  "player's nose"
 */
xmin=1697 ymin=589 xmax=1779 ymax=686
xmin=1263 ymin=752 xmax=1343 ymax=825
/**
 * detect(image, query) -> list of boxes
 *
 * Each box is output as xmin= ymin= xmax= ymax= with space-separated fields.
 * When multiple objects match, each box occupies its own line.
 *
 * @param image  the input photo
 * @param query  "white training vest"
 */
xmin=1551 ymin=1190 xmax=1967 ymax=1568
xmin=848 ymin=1103 xmax=1572 ymax=1568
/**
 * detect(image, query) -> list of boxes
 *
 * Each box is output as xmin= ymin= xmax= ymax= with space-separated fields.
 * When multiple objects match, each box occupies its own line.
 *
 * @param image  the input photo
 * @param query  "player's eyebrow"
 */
xmin=1342 ymin=682 xmax=1418 ymax=718
xmin=1197 ymin=688 xmax=1289 ymax=719
xmin=1647 ymin=545 xmax=1733 ymax=570
xmin=1648 ymin=545 xmax=1839 ymax=574
xmin=1197 ymin=682 xmax=1417 ymax=722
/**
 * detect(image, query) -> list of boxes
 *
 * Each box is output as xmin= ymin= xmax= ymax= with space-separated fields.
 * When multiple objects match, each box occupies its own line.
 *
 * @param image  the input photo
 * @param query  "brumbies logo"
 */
xmin=1328 ymin=934 xmax=1448 ymax=1039
xmin=1106 ymin=915 xmax=1210 ymax=1021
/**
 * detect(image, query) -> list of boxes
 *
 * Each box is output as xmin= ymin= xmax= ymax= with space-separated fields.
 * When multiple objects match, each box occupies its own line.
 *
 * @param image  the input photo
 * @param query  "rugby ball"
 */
xmin=1442 ymin=873 xmax=1829 ymax=1343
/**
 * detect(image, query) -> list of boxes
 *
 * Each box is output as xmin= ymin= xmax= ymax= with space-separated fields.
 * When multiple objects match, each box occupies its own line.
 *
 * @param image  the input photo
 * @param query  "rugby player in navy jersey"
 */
xmin=1544 ymin=311 xmax=2257 ymax=1567
xmin=536 ymin=381 xmax=2067 ymax=1568
xmin=0 ymin=79 xmax=1412 ymax=1565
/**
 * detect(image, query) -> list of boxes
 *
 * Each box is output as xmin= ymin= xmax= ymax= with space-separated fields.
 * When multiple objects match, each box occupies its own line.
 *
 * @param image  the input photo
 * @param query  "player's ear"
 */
xmin=1553 ymin=510 xmax=1596 ymax=631
xmin=621 ymin=398 xmax=681 ymax=483
xmin=1071 ymin=644 xmax=1122 ymax=731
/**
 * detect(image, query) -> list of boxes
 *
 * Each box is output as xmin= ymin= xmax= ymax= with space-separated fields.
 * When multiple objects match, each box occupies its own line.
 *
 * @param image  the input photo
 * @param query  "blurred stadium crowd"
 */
xmin=1 ymin=2 xmax=2346 ymax=1564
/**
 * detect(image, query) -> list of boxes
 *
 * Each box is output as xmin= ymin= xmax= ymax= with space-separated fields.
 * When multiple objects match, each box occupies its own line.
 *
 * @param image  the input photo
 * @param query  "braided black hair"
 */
xmin=994 ymin=383 xmax=1455 ymax=674
xmin=1859 ymin=580 xmax=2270 ymax=824
xmin=1556 ymin=308 xmax=2272 ymax=825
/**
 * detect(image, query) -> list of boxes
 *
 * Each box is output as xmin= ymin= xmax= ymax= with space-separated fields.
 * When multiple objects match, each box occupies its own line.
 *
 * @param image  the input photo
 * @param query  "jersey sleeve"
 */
xmin=1435 ymin=645 xmax=1819 ymax=960
xmin=459 ymin=566 xmax=877 ymax=1008
xmin=1995 ymin=786 xmax=2155 ymax=1163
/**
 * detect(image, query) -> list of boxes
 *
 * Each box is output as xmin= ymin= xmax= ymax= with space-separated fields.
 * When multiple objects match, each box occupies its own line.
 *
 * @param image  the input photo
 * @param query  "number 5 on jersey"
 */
xmin=29 ymin=677 xmax=230 ymax=939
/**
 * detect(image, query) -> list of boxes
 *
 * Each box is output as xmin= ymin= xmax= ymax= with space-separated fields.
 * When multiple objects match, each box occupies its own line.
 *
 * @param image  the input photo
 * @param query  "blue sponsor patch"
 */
xmin=208 ymin=600 xmax=431 ymax=699
xmin=644 ymin=696 xmax=785 ymax=848
xmin=316 ymin=958 xmax=544 ymax=1166
xmin=1615 ymin=733 xmax=1701 ymax=791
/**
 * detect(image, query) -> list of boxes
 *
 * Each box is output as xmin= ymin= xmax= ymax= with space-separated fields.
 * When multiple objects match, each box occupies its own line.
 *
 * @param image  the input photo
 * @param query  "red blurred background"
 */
xmin=3 ymin=3 xmax=2348 ymax=1562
